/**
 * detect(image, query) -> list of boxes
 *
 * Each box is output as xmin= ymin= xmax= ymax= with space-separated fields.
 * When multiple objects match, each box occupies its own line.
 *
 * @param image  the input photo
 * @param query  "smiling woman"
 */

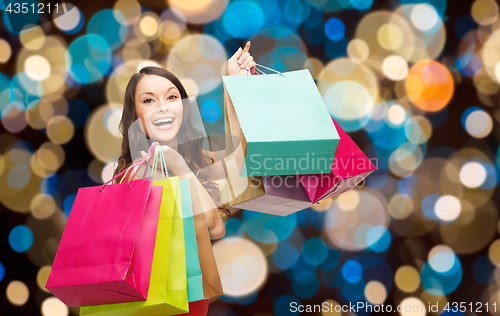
xmin=112 ymin=41 xmax=257 ymax=240
xmin=135 ymin=74 xmax=185 ymax=148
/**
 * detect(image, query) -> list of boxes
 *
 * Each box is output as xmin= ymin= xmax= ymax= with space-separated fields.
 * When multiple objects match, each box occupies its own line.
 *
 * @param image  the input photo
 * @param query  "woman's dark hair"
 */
xmin=114 ymin=66 xmax=229 ymax=218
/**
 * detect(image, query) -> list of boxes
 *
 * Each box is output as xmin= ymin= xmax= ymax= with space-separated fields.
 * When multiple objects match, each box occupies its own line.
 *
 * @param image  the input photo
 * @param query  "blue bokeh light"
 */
xmin=295 ymin=208 xmax=312 ymax=229
xmin=64 ymin=9 xmax=85 ymax=34
xmin=224 ymin=218 xmax=245 ymax=239
xmin=367 ymin=120 xmax=408 ymax=151
xmin=341 ymin=278 xmax=365 ymax=301
xmin=292 ymin=274 xmax=319 ymax=298
xmin=303 ymin=21 xmax=327 ymax=45
xmin=9 ymin=72 xmax=44 ymax=111
xmin=324 ymin=17 xmax=345 ymax=41
xmin=223 ymin=1 xmax=264 ymax=39
xmin=342 ymin=259 xmax=363 ymax=283
xmin=455 ymin=14 xmax=478 ymax=39
xmin=480 ymin=161 xmax=499 ymax=190
xmin=236 ymin=291 xmax=258 ymax=305
xmin=350 ymin=0 xmax=373 ymax=10
xmin=9 ymin=225 xmax=33 ymax=253
xmin=287 ymin=257 xmax=317 ymax=283
xmin=243 ymin=210 xmax=296 ymax=244
xmin=319 ymin=248 xmax=340 ymax=271
xmin=496 ymin=144 xmax=500 ymax=171
xmin=200 ymin=99 xmax=221 ymax=124
xmin=0 ymin=262 xmax=4 ymax=282
xmin=461 ymin=106 xmax=482 ymax=129
xmin=366 ymin=166 xmax=389 ymax=189
xmin=87 ymin=9 xmax=127 ymax=51
xmin=426 ymin=106 xmax=448 ymax=128
xmin=456 ymin=53 xmax=482 ymax=78
xmin=421 ymin=254 xmax=462 ymax=295
xmin=421 ymin=194 xmax=440 ymax=220
xmin=367 ymin=226 xmax=391 ymax=253
xmin=2 ymin=0 xmax=40 ymax=33
xmin=439 ymin=310 xmax=465 ymax=316
xmin=472 ymin=256 xmax=495 ymax=284
xmin=302 ymin=3 xmax=322 ymax=29
xmin=273 ymin=242 xmax=299 ymax=270
xmin=66 ymin=34 xmax=112 ymax=84
xmin=41 ymin=174 xmax=59 ymax=197
xmin=301 ymin=237 xmax=328 ymax=266
xmin=283 ymin=0 xmax=310 ymax=25
xmin=399 ymin=0 xmax=446 ymax=16
xmin=0 ymin=72 xmax=11 ymax=117
xmin=274 ymin=295 xmax=301 ymax=316
xmin=63 ymin=194 xmax=77 ymax=217
xmin=321 ymin=266 xmax=343 ymax=288
xmin=260 ymin=0 xmax=282 ymax=28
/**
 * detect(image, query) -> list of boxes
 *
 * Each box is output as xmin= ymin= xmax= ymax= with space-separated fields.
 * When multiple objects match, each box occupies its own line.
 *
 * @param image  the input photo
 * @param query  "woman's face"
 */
xmin=135 ymin=74 xmax=184 ymax=145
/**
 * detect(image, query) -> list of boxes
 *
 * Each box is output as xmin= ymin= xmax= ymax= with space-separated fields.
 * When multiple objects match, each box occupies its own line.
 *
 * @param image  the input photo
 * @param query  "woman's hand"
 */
xmin=227 ymin=41 xmax=257 ymax=76
xmin=140 ymin=145 xmax=191 ymax=176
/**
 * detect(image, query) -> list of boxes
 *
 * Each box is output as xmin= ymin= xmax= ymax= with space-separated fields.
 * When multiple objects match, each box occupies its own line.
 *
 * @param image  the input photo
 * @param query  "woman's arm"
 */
xmin=176 ymin=166 xmax=226 ymax=240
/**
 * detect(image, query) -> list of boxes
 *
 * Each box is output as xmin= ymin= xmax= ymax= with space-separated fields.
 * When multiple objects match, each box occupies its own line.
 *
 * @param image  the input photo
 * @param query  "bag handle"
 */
xmin=247 ymin=63 xmax=285 ymax=79
xmin=114 ymin=142 xmax=173 ymax=187
xmin=120 ymin=142 xmax=158 ymax=183
xmin=100 ymin=142 xmax=159 ymax=191
xmin=149 ymin=144 xmax=169 ymax=178
xmin=148 ymin=144 xmax=159 ymax=178
xmin=120 ymin=143 xmax=158 ymax=183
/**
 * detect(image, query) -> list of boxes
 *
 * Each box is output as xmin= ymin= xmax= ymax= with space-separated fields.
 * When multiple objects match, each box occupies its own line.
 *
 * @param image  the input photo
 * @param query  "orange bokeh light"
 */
xmin=405 ymin=60 xmax=454 ymax=112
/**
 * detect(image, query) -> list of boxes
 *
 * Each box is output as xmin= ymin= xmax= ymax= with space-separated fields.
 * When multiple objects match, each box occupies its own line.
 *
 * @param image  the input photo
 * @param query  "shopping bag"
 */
xmin=80 ymin=145 xmax=189 ymax=316
xmin=224 ymin=99 xmax=313 ymax=216
xmin=222 ymin=65 xmax=340 ymax=177
xmin=175 ymin=299 xmax=210 ymax=316
xmin=179 ymin=179 xmax=204 ymax=303
xmin=190 ymin=179 xmax=224 ymax=297
xmin=45 ymin=147 xmax=162 ymax=307
xmin=170 ymin=179 xmax=209 ymax=316
xmin=297 ymin=118 xmax=377 ymax=203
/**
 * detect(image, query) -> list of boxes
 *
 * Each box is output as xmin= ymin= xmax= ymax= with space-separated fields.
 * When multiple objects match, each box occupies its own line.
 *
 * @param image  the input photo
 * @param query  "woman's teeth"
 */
xmin=153 ymin=118 xmax=174 ymax=127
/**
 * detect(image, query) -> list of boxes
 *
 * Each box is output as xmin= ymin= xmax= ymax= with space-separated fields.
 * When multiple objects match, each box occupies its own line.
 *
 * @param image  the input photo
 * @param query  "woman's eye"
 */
xmin=143 ymin=98 xmax=153 ymax=103
xmin=168 ymin=95 xmax=177 ymax=100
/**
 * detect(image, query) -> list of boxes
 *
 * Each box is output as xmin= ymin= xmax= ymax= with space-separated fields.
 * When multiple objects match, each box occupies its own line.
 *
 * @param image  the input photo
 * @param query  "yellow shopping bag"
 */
xmin=80 ymin=147 xmax=188 ymax=315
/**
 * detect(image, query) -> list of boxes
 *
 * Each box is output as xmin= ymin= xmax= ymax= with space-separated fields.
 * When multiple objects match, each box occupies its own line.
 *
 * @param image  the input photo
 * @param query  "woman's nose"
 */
xmin=156 ymin=102 xmax=169 ymax=113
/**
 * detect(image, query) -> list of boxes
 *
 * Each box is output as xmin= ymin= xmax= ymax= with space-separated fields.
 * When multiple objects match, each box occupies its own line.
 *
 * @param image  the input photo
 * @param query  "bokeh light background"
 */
xmin=1 ymin=0 xmax=500 ymax=315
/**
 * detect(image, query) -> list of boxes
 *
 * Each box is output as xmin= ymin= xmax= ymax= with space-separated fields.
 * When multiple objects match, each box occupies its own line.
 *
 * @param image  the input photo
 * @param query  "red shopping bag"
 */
xmin=176 ymin=299 xmax=210 ymax=316
xmin=297 ymin=118 xmax=376 ymax=203
xmin=46 ymin=145 xmax=162 ymax=306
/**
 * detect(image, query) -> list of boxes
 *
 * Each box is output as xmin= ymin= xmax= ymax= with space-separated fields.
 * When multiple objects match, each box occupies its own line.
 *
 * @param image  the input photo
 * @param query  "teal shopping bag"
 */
xmin=179 ymin=178 xmax=204 ymax=302
xmin=222 ymin=67 xmax=340 ymax=177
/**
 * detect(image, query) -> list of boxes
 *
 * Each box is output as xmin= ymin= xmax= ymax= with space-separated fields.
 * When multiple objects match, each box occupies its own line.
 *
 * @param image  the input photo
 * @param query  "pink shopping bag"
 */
xmin=45 ymin=145 xmax=162 ymax=306
xmin=297 ymin=118 xmax=376 ymax=203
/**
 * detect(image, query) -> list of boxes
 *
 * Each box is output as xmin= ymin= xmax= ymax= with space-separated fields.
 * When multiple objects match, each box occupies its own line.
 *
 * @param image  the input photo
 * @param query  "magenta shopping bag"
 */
xmin=46 ymin=148 xmax=162 ymax=306
xmin=297 ymin=118 xmax=376 ymax=203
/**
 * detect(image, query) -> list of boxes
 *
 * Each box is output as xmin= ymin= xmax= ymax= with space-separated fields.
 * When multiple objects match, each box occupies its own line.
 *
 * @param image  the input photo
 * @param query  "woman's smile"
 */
xmin=152 ymin=116 xmax=175 ymax=130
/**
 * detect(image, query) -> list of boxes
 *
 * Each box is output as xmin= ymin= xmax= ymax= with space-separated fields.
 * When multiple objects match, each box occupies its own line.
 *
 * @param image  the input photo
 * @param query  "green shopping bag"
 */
xmin=180 ymin=178 xmax=204 ymax=303
xmin=80 ymin=145 xmax=188 ymax=316
xmin=222 ymin=66 xmax=340 ymax=177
